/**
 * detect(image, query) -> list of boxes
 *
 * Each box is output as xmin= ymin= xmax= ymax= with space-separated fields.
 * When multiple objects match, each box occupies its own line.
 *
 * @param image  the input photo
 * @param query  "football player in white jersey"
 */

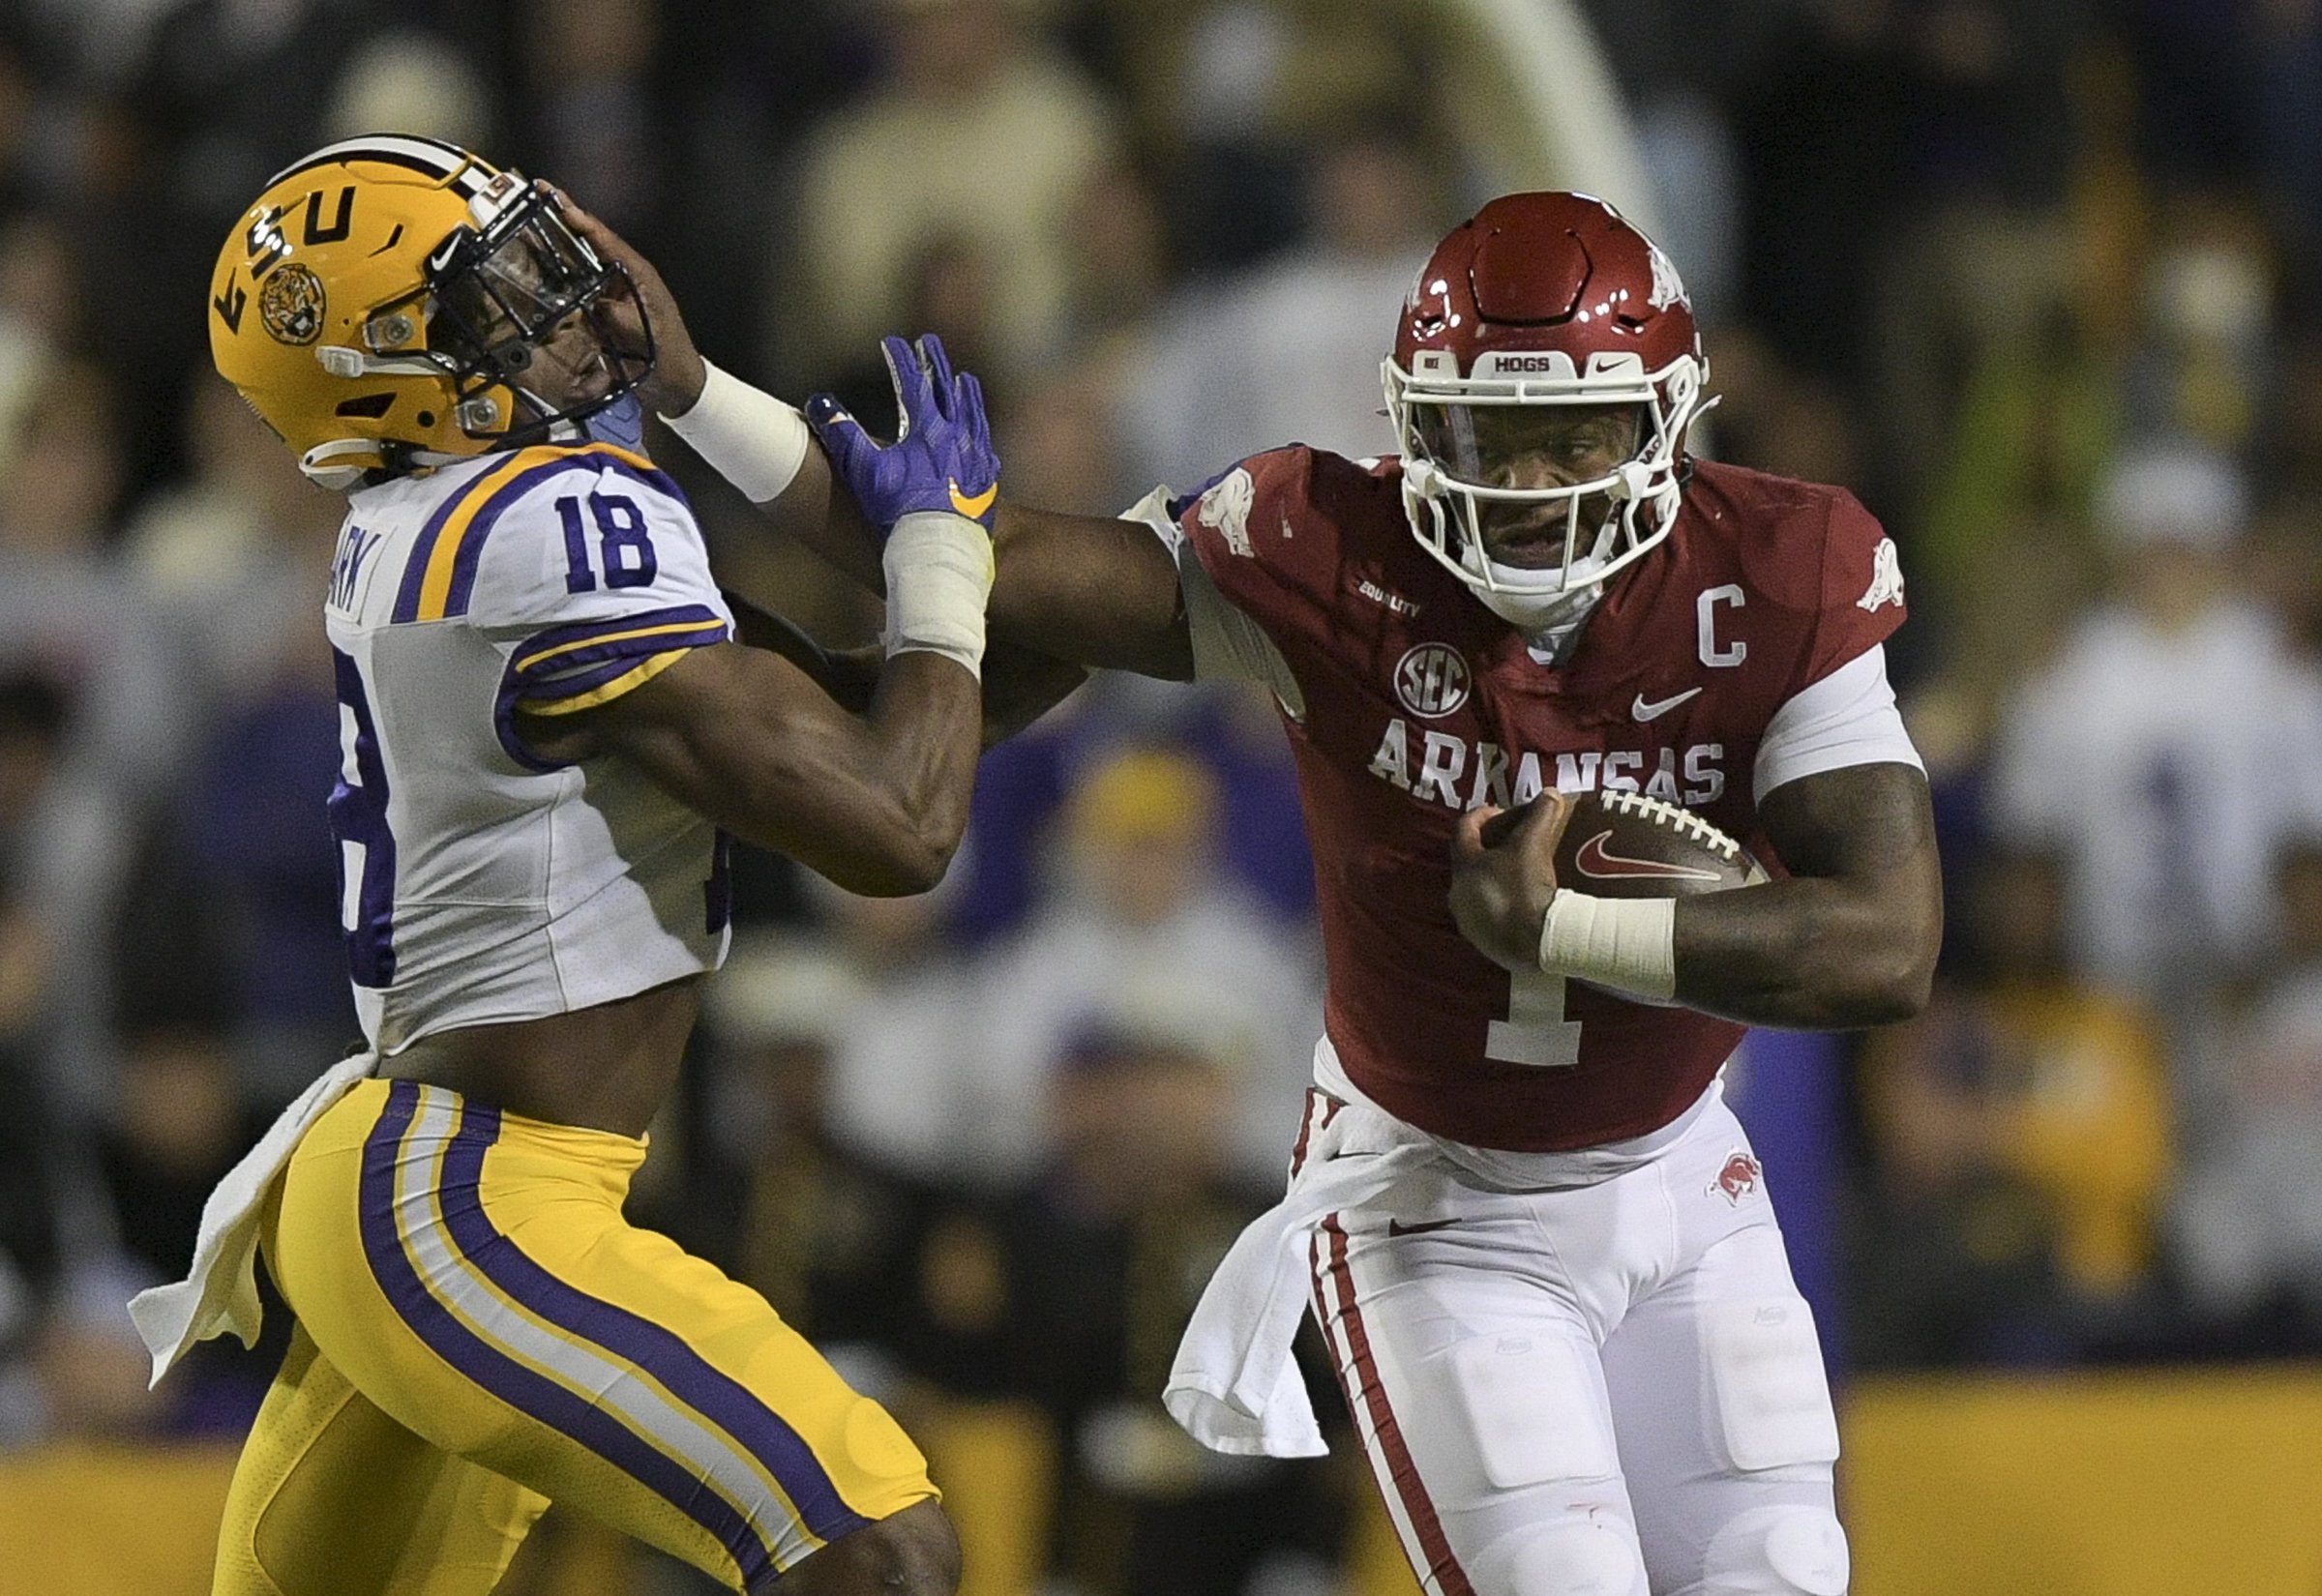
xmin=134 ymin=135 xmax=996 ymax=1595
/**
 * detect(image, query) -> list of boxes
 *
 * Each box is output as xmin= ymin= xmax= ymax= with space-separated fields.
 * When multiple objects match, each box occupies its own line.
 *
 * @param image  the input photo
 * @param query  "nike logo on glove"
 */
xmin=1631 ymin=687 xmax=1702 ymax=722
xmin=948 ymin=480 xmax=997 ymax=518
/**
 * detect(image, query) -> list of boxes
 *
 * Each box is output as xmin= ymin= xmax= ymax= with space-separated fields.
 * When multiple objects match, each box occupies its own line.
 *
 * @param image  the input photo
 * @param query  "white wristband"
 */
xmin=882 ymin=512 xmax=995 ymax=677
xmin=1538 ymin=889 xmax=1678 ymax=1001
xmin=658 ymin=360 xmax=811 ymax=504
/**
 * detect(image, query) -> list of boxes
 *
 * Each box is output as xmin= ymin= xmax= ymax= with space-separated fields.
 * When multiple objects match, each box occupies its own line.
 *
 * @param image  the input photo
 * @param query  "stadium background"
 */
xmin=4 ymin=0 xmax=2322 ymax=1589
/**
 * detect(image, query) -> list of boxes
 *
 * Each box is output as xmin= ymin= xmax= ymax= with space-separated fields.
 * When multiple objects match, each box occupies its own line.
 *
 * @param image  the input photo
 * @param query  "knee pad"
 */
xmin=1498 ymin=1520 xmax=1652 ymax=1596
xmin=1701 ymin=1505 xmax=1849 ymax=1596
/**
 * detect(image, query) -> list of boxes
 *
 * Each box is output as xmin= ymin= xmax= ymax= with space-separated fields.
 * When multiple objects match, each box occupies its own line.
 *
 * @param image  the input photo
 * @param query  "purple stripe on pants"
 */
xmin=356 ymin=1079 xmax=781 ymax=1588
xmin=437 ymin=1098 xmax=872 ymax=1546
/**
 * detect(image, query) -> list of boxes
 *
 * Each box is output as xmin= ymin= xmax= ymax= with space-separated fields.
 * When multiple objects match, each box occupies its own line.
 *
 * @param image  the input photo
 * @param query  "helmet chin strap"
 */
xmin=1474 ymin=565 xmax=1608 ymax=644
xmin=1484 ymin=584 xmax=1605 ymax=662
xmin=510 ymin=382 xmax=626 ymax=447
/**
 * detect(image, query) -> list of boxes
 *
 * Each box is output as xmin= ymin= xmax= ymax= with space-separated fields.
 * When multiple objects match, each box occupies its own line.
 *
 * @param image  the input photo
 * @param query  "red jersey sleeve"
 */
xmin=1173 ymin=446 xmax=1386 ymax=669
xmin=1801 ymin=488 xmax=1908 ymax=686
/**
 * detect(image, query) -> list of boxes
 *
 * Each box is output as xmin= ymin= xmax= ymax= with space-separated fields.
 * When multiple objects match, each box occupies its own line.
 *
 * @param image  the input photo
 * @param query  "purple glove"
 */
xmin=805 ymin=334 xmax=999 ymax=537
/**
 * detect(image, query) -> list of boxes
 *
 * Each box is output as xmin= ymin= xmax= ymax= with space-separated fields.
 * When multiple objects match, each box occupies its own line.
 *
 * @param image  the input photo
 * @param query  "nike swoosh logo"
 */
xmin=948 ymin=480 xmax=997 ymax=518
xmin=1573 ymin=830 xmax=1726 ymax=883
xmin=1632 ymin=687 xmax=1702 ymax=722
xmin=1384 ymin=1218 xmax=1463 ymax=1238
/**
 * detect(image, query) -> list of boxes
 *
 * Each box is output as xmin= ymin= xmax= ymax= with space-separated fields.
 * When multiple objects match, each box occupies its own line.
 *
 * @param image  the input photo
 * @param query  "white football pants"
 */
xmin=1295 ymin=1087 xmax=1849 ymax=1596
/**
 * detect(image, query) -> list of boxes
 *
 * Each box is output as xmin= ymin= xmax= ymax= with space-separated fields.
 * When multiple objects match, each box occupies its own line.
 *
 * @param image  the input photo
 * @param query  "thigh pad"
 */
xmin=1703 ymin=1299 xmax=1840 ymax=1473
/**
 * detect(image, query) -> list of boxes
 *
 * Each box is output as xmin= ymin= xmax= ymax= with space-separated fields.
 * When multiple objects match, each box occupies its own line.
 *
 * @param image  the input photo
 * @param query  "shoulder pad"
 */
xmin=392 ymin=444 xmax=690 ymax=625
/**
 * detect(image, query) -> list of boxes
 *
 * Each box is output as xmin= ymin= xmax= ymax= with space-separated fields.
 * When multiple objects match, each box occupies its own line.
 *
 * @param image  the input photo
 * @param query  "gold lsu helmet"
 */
xmin=209 ymin=134 xmax=653 ymax=490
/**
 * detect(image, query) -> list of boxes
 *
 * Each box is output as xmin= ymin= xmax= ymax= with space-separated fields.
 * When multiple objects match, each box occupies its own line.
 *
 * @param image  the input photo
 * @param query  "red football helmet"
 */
xmin=1384 ymin=192 xmax=1710 ymax=631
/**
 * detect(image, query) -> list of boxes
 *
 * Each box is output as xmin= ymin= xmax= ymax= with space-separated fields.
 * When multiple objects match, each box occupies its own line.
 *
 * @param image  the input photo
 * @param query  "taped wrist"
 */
xmin=1538 ymin=889 xmax=1678 ymax=1001
xmin=659 ymin=360 xmax=810 ymax=504
xmin=882 ymin=512 xmax=994 ymax=676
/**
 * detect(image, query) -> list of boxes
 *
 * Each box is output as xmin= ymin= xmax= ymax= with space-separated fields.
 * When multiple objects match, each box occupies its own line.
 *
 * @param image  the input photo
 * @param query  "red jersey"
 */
xmin=1175 ymin=449 xmax=1907 ymax=1151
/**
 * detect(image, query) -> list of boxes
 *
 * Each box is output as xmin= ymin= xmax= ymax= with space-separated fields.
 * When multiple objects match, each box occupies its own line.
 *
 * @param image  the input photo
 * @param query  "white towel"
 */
xmin=1163 ymin=1097 xmax=1434 ymax=1457
xmin=127 ymin=1049 xmax=378 ymax=1386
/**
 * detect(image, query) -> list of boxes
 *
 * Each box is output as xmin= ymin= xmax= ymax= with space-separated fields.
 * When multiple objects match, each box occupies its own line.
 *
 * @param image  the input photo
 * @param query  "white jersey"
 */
xmin=323 ymin=441 xmax=735 ymax=1054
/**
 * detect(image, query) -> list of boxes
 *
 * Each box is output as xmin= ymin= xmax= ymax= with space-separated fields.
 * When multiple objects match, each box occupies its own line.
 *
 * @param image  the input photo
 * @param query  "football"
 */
xmin=1480 ymin=789 xmax=1765 ymax=898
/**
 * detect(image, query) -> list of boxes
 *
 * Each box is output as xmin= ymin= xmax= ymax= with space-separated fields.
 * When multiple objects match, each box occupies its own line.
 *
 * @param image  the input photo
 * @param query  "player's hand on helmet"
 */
xmin=1448 ymin=792 xmax=1576 ymax=971
xmin=555 ymin=190 xmax=705 ymax=418
xmin=805 ymin=335 xmax=999 ymax=540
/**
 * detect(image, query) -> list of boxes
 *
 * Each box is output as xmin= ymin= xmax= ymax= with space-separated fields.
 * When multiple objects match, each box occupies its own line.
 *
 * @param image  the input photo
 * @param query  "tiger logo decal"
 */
xmin=259 ymin=262 xmax=326 ymax=346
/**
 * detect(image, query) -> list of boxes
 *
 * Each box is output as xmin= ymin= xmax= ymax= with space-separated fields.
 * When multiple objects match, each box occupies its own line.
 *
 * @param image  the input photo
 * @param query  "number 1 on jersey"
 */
xmin=1487 ymin=969 xmax=1583 ymax=1067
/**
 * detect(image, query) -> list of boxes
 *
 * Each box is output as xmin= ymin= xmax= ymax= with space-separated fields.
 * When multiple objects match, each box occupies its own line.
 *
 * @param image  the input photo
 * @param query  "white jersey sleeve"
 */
xmin=1751 ymin=644 xmax=1923 ymax=802
xmin=446 ymin=443 xmax=735 ymax=736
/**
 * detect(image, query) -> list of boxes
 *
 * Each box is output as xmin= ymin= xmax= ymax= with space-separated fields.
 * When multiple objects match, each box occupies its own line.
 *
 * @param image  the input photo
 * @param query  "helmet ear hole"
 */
xmin=334 ymin=393 xmax=396 ymax=419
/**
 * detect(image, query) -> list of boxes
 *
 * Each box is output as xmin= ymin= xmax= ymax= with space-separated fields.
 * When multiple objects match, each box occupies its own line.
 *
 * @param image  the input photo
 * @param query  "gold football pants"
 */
xmin=211 ymin=1078 xmax=936 ymax=1595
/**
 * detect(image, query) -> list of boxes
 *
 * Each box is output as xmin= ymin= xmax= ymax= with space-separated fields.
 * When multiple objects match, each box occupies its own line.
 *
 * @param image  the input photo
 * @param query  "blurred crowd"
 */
xmin=4 ymin=0 xmax=2322 ymax=1590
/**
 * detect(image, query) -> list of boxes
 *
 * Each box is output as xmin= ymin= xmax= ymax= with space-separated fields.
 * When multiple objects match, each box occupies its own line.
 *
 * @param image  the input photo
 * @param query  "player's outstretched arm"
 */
xmin=562 ymin=196 xmax=882 ymax=586
xmin=980 ymin=500 xmax=1196 ymax=680
xmin=518 ymin=330 xmax=1004 ymax=896
xmin=803 ymin=343 xmax=1194 ymax=681
xmin=571 ymin=201 xmax=1167 ymax=717
xmin=522 ymin=641 xmax=980 ymax=898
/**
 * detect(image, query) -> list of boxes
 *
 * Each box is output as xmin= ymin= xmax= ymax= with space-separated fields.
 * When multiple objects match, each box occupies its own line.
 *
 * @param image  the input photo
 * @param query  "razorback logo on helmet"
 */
xmin=1711 ymin=1150 xmax=1762 ymax=1206
xmin=1646 ymin=241 xmax=1687 ymax=310
xmin=1857 ymin=537 xmax=1905 ymax=613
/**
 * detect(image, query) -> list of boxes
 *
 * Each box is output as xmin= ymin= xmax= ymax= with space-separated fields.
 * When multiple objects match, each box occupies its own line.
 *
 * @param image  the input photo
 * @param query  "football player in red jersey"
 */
xmin=610 ymin=192 xmax=1938 ymax=1596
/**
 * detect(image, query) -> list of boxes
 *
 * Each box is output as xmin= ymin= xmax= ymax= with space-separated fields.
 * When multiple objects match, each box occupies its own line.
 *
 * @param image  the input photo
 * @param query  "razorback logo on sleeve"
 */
xmin=1196 ymin=467 xmax=1257 ymax=557
xmin=1856 ymin=537 xmax=1904 ymax=613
